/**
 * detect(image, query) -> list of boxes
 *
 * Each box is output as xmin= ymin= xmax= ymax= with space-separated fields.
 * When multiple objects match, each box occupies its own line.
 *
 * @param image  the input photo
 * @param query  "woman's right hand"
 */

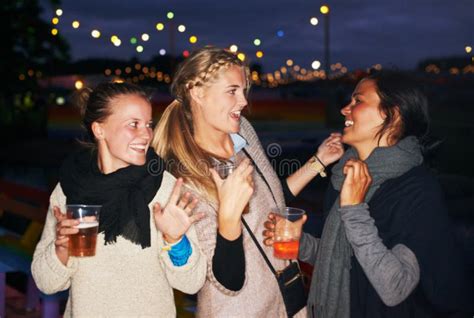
xmin=211 ymin=159 xmax=254 ymax=240
xmin=53 ymin=206 xmax=79 ymax=265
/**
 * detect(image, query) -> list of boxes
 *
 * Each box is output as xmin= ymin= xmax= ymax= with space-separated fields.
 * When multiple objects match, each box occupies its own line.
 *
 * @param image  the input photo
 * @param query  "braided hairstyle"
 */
xmin=152 ymin=46 xmax=250 ymax=201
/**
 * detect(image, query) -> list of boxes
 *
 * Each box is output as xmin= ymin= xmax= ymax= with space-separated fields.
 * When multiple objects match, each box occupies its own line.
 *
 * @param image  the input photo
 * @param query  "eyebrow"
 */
xmin=352 ymin=92 xmax=363 ymax=98
xmin=226 ymin=84 xmax=241 ymax=88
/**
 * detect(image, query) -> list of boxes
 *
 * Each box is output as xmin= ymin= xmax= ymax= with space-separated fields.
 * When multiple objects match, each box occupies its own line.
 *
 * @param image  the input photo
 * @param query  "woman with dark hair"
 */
xmin=32 ymin=82 xmax=206 ymax=317
xmin=264 ymin=71 xmax=474 ymax=317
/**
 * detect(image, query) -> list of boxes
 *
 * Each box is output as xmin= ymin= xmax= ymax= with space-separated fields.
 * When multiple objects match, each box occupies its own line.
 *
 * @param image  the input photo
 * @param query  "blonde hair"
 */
xmin=152 ymin=47 xmax=250 ymax=202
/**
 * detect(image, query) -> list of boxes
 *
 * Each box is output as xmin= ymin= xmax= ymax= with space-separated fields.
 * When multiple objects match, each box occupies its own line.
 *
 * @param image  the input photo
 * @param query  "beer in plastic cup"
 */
xmin=273 ymin=207 xmax=305 ymax=259
xmin=66 ymin=204 xmax=101 ymax=257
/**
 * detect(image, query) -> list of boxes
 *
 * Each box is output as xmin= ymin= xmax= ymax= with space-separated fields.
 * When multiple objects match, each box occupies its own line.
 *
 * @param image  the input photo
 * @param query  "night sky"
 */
xmin=40 ymin=0 xmax=473 ymax=72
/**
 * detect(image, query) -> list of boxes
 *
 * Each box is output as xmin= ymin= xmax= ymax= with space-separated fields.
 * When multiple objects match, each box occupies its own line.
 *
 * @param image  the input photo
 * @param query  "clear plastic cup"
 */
xmin=66 ymin=204 xmax=101 ymax=257
xmin=273 ymin=207 xmax=306 ymax=259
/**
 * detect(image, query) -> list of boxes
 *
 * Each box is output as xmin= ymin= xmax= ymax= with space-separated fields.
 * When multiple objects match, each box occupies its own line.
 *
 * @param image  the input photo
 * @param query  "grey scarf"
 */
xmin=309 ymin=136 xmax=423 ymax=318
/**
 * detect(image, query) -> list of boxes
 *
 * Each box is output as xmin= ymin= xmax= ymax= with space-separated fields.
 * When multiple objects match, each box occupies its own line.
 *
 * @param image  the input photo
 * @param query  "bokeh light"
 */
xmin=136 ymin=45 xmax=144 ymax=53
xmin=237 ymin=53 xmax=246 ymax=61
xmin=156 ymin=23 xmax=164 ymax=31
xmin=310 ymin=17 xmax=319 ymax=26
xmin=75 ymin=80 xmax=84 ymax=90
xmin=159 ymin=49 xmax=166 ymax=56
xmin=52 ymin=17 xmax=59 ymax=25
xmin=189 ymin=36 xmax=197 ymax=44
xmin=55 ymin=9 xmax=63 ymax=16
xmin=51 ymin=28 xmax=58 ymax=36
xmin=167 ymin=12 xmax=174 ymax=19
xmin=320 ymin=5 xmax=330 ymax=14
xmin=130 ymin=37 xmax=137 ymax=45
xmin=277 ymin=30 xmax=284 ymax=37
xmin=253 ymin=39 xmax=261 ymax=46
xmin=466 ymin=46 xmax=473 ymax=53
xmin=230 ymin=45 xmax=238 ymax=52
xmin=72 ymin=21 xmax=80 ymax=28
xmin=91 ymin=30 xmax=101 ymax=38
xmin=311 ymin=60 xmax=321 ymax=70
xmin=286 ymin=59 xmax=294 ymax=66
xmin=178 ymin=25 xmax=186 ymax=32
xmin=141 ymin=33 xmax=150 ymax=41
xmin=256 ymin=51 xmax=264 ymax=58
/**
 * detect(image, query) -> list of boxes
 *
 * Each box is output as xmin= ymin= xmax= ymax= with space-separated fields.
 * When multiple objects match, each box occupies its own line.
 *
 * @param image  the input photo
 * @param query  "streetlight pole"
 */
xmin=320 ymin=5 xmax=330 ymax=78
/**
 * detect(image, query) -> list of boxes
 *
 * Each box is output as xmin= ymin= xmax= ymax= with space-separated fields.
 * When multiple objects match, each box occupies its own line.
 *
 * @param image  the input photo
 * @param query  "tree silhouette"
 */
xmin=0 ymin=0 xmax=70 ymax=134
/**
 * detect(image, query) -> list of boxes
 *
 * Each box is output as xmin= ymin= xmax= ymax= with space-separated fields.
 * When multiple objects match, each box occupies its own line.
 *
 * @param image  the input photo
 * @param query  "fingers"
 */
xmin=189 ymin=212 xmax=206 ymax=224
xmin=184 ymin=197 xmax=198 ymax=215
xmin=53 ymin=206 xmax=66 ymax=221
xmin=210 ymin=168 xmax=223 ymax=187
xmin=153 ymin=202 xmax=162 ymax=216
xmin=169 ymin=178 xmax=184 ymax=205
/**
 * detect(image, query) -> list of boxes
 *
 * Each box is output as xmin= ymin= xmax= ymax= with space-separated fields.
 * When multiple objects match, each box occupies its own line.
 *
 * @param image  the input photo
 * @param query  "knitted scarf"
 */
xmin=59 ymin=147 xmax=164 ymax=248
xmin=309 ymin=136 xmax=423 ymax=318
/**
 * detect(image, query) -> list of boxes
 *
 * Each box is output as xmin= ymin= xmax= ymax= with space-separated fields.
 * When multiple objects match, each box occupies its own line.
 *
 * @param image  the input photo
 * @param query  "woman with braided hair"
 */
xmin=152 ymin=47 xmax=343 ymax=317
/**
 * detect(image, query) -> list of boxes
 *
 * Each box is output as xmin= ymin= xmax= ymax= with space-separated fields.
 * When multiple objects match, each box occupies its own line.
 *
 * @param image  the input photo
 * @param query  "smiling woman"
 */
xmin=31 ymin=82 xmax=207 ymax=317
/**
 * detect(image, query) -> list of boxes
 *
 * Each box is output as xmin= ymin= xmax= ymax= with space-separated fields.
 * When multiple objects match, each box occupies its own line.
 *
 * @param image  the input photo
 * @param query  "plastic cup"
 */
xmin=214 ymin=162 xmax=249 ymax=214
xmin=66 ymin=204 xmax=101 ymax=257
xmin=273 ymin=207 xmax=305 ymax=259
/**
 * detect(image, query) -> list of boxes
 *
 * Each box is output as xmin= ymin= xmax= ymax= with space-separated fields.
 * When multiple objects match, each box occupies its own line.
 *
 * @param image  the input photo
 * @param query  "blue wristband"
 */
xmin=168 ymin=235 xmax=192 ymax=266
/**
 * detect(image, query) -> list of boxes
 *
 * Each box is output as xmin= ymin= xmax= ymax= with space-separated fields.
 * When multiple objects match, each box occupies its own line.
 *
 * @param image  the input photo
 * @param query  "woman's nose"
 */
xmin=341 ymin=103 xmax=351 ymax=116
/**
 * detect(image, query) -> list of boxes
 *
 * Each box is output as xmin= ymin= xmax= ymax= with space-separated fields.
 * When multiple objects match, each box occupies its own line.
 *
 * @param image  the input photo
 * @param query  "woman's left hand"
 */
xmin=316 ymin=132 xmax=344 ymax=166
xmin=153 ymin=178 xmax=205 ymax=243
xmin=340 ymin=159 xmax=372 ymax=206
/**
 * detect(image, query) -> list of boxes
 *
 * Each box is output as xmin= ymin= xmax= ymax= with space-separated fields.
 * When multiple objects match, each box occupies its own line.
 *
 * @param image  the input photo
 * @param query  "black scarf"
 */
xmin=59 ymin=147 xmax=164 ymax=248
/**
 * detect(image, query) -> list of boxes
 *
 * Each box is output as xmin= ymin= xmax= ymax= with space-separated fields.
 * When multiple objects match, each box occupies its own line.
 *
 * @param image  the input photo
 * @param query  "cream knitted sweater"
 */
xmin=192 ymin=118 xmax=307 ymax=318
xmin=31 ymin=171 xmax=206 ymax=318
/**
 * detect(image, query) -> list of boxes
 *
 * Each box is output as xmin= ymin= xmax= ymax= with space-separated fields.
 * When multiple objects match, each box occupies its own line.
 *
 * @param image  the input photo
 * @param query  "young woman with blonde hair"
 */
xmin=153 ymin=47 xmax=343 ymax=317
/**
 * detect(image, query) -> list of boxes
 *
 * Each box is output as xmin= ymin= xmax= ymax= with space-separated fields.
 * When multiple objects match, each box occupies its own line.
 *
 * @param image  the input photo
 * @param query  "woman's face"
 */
xmin=340 ymin=79 xmax=388 ymax=156
xmin=192 ymin=65 xmax=248 ymax=135
xmin=95 ymin=94 xmax=153 ymax=172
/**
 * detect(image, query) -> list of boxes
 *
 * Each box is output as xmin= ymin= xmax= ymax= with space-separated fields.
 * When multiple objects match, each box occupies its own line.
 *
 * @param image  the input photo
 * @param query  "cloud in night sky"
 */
xmin=40 ymin=0 xmax=473 ymax=72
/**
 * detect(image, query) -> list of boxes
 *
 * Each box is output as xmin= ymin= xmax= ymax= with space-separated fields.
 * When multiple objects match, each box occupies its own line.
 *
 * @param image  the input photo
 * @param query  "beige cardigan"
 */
xmin=193 ymin=118 xmax=307 ymax=318
xmin=31 ymin=171 xmax=206 ymax=318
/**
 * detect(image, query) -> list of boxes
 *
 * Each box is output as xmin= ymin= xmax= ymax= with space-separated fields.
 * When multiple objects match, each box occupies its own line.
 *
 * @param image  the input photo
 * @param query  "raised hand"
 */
xmin=153 ymin=178 xmax=205 ymax=243
xmin=53 ymin=206 xmax=79 ymax=265
xmin=316 ymin=132 xmax=344 ymax=166
xmin=340 ymin=159 xmax=372 ymax=206
xmin=210 ymin=159 xmax=254 ymax=240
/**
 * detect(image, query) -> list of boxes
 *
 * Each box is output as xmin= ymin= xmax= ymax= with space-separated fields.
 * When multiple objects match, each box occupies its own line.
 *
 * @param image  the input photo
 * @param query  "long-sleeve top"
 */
xmin=31 ymin=171 xmax=207 ymax=318
xmin=190 ymin=117 xmax=306 ymax=318
xmin=299 ymin=165 xmax=474 ymax=317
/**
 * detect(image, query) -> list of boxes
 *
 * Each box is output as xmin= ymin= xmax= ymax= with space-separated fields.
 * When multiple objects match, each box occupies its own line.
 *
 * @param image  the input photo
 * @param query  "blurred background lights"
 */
xmin=286 ymin=59 xmax=294 ymax=66
xmin=310 ymin=17 xmax=319 ymax=26
xmin=159 ymin=49 xmax=166 ymax=55
xmin=156 ymin=23 xmax=164 ymax=31
xmin=74 ymin=80 xmax=84 ymax=90
xmin=253 ymin=38 xmax=261 ymax=46
xmin=466 ymin=46 xmax=472 ymax=53
xmin=91 ymin=30 xmax=101 ymax=38
xmin=277 ymin=30 xmax=284 ymax=37
xmin=178 ymin=25 xmax=186 ymax=32
xmin=256 ymin=51 xmax=264 ymax=58
xmin=55 ymin=9 xmax=63 ymax=16
xmin=237 ymin=53 xmax=246 ymax=61
xmin=230 ymin=45 xmax=238 ymax=52
xmin=130 ymin=37 xmax=137 ymax=45
xmin=189 ymin=35 xmax=197 ymax=44
xmin=141 ymin=33 xmax=150 ymax=41
xmin=72 ymin=20 xmax=80 ymax=28
xmin=136 ymin=45 xmax=144 ymax=53
xmin=56 ymin=96 xmax=65 ymax=105
xmin=312 ymin=60 xmax=321 ymax=69
xmin=167 ymin=12 xmax=174 ymax=19
xmin=52 ymin=17 xmax=59 ymax=25
xmin=51 ymin=28 xmax=58 ymax=36
xmin=320 ymin=5 xmax=330 ymax=14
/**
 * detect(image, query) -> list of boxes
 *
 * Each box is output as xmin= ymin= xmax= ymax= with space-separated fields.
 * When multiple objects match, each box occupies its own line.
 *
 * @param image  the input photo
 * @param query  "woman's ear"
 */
xmin=189 ymin=86 xmax=205 ymax=106
xmin=387 ymin=108 xmax=403 ymax=144
xmin=91 ymin=122 xmax=104 ymax=140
